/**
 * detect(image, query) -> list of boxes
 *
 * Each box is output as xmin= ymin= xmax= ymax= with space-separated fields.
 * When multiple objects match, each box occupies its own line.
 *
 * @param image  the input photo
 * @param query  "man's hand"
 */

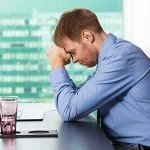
xmin=46 ymin=45 xmax=71 ymax=70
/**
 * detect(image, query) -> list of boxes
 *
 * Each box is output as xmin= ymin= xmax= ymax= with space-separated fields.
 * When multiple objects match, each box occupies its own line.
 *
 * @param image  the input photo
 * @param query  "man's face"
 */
xmin=63 ymin=36 xmax=98 ymax=67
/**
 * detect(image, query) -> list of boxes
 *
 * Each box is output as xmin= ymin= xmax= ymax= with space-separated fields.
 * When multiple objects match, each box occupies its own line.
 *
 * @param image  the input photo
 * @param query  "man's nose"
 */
xmin=72 ymin=56 xmax=78 ymax=63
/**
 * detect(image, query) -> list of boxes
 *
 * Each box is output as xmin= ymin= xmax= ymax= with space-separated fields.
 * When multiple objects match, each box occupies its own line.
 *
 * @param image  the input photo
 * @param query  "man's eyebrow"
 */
xmin=65 ymin=48 xmax=75 ymax=53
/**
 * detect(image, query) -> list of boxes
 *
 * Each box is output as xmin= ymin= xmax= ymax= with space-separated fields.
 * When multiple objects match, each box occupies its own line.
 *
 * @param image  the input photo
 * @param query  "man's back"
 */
xmin=100 ymin=34 xmax=150 ymax=146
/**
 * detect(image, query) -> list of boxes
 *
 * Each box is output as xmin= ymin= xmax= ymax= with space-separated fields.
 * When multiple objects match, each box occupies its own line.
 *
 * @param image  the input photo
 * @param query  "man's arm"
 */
xmin=50 ymin=53 xmax=135 ymax=121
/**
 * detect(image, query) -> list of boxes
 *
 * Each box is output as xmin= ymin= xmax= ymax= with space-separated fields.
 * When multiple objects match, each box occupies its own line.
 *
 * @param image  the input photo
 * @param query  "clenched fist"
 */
xmin=47 ymin=44 xmax=71 ymax=70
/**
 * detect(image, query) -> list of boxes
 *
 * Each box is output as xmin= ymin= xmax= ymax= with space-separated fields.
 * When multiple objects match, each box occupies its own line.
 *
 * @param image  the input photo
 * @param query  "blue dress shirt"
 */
xmin=50 ymin=33 xmax=150 ymax=146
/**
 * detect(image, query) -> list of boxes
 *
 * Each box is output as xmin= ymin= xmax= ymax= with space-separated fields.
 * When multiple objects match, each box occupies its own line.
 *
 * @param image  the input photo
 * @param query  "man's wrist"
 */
xmin=51 ymin=61 xmax=65 ymax=70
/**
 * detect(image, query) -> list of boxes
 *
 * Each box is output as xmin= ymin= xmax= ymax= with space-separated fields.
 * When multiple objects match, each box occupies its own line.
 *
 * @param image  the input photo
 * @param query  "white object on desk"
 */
xmin=17 ymin=103 xmax=56 ymax=121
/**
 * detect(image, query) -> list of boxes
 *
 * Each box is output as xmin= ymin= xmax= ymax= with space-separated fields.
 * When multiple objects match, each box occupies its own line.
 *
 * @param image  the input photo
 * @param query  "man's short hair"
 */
xmin=53 ymin=8 xmax=103 ymax=47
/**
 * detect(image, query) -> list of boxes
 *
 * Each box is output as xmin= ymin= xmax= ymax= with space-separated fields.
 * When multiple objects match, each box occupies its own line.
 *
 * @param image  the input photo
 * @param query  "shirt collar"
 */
xmin=98 ymin=33 xmax=117 ymax=60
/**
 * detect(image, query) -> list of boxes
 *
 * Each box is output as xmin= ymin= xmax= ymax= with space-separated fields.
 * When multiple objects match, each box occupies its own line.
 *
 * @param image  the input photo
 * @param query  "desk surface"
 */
xmin=0 ymin=104 xmax=114 ymax=150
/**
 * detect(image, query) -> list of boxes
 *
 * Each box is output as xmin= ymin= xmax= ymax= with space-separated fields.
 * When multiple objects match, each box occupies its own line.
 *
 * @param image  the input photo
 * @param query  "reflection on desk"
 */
xmin=0 ymin=108 xmax=114 ymax=150
xmin=58 ymin=119 xmax=114 ymax=150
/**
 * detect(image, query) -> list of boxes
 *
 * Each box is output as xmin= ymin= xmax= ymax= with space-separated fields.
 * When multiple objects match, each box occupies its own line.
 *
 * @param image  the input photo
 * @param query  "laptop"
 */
xmin=17 ymin=103 xmax=55 ymax=121
xmin=17 ymin=111 xmax=44 ymax=121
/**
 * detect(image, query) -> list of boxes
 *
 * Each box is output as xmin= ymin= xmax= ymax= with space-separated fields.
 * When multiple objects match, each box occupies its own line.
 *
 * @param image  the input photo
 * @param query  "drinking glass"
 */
xmin=0 ymin=96 xmax=18 ymax=134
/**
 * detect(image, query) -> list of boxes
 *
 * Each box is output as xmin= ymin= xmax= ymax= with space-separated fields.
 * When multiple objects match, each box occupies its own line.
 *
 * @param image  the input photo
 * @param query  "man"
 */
xmin=47 ymin=8 xmax=150 ymax=150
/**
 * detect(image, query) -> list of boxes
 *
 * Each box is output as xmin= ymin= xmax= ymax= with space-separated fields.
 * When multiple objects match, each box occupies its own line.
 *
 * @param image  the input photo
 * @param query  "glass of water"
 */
xmin=0 ymin=96 xmax=18 ymax=134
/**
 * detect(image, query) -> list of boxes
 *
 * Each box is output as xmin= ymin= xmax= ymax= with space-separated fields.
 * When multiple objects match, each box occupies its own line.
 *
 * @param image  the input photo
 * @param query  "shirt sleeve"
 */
xmin=50 ymin=53 xmax=135 ymax=121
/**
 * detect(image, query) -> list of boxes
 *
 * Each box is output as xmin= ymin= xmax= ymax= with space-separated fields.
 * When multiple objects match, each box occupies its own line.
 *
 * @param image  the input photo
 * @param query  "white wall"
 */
xmin=123 ymin=0 xmax=150 ymax=57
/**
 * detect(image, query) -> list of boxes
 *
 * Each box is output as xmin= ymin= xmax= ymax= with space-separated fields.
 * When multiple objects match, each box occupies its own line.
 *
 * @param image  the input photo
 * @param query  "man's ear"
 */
xmin=81 ymin=30 xmax=94 ymax=43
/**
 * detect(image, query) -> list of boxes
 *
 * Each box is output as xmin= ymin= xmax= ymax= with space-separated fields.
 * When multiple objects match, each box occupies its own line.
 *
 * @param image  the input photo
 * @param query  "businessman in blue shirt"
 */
xmin=47 ymin=8 xmax=150 ymax=150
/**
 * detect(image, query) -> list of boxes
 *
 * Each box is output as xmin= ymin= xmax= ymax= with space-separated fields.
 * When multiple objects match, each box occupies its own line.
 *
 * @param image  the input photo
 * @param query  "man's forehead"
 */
xmin=63 ymin=36 xmax=72 ymax=44
xmin=62 ymin=38 xmax=75 ymax=50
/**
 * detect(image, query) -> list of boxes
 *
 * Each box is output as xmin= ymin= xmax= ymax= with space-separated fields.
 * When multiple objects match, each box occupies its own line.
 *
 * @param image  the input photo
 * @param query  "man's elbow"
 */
xmin=58 ymin=109 xmax=77 ymax=121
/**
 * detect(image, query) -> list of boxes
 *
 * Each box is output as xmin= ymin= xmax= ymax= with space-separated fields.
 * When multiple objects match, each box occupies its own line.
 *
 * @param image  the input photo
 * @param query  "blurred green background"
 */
xmin=0 ymin=0 xmax=122 ymax=13
xmin=0 ymin=0 xmax=123 ymax=103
